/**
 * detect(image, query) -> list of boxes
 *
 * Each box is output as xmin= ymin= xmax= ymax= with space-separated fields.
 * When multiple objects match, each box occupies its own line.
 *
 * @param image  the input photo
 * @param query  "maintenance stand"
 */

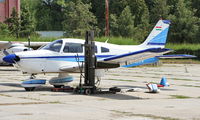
xmin=74 ymin=31 xmax=120 ymax=95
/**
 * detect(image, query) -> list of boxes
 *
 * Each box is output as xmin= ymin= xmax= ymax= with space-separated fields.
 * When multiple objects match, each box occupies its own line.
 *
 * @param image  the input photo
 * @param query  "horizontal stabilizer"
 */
xmin=157 ymin=54 xmax=196 ymax=58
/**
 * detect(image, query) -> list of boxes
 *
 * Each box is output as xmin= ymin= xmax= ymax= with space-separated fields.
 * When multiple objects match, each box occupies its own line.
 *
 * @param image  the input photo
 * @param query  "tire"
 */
xmin=25 ymin=87 xmax=35 ymax=91
xmin=54 ymin=85 xmax=63 ymax=88
xmin=109 ymin=87 xmax=121 ymax=92
xmin=84 ymin=88 xmax=92 ymax=95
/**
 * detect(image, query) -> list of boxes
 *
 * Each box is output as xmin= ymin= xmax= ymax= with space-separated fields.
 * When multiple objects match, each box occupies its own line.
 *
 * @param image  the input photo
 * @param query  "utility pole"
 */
xmin=105 ymin=0 xmax=109 ymax=36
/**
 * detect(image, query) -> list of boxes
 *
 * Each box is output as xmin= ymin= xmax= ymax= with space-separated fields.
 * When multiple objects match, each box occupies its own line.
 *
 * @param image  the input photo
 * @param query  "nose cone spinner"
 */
xmin=3 ymin=54 xmax=20 ymax=64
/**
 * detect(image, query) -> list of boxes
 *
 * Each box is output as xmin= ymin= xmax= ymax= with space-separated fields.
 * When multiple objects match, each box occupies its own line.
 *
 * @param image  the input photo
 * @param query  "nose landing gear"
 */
xmin=21 ymin=74 xmax=46 ymax=91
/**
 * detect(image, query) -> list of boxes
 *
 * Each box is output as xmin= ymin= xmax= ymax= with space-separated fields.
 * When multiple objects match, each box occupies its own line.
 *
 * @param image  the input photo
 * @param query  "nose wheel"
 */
xmin=21 ymin=75 xmax=46 ymax=91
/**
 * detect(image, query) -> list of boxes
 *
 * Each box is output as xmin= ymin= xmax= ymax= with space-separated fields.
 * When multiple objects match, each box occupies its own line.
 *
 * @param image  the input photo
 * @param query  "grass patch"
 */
xmin=18 ymin=97 xmax=41 ymax=101
xmin=17 ymin=113 xmax=33 ymax=116
xmin=0 ymin=36 xmax=139 ymax=44
xmin=170 ymin=95 xmax=192 ymax=99
xmin=49 ymin=101 xmax=62 ymax=104
xmin=166 ymin=43 xmax=200 ymax=51
xmin=131 ymin=75 xmax=144 ymax=78
xmin=0 ymin=94 xmax=12 ymax=97
xmin=173 ymin=78 xmax=195 ymax=81
xmin=111 ymin=110 xmax=179 ymax=120
xmin=110 ymin=74 xmax=121 ymax=76
xmin=108 ymin=79 xmax=136 ymax=82
xmin=96 ymin=37 xmax=139 ymax=45
xmin=181 ymin=85 xmax=200 ymax=88
xmin=161 ymin=59 xmax=200 ymax=64
xmin=1 ymin=35 xmax=200 ymax=49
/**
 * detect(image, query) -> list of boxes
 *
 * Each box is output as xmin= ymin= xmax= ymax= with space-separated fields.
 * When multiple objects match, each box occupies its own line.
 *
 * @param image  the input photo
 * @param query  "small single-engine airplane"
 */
xmin=0 ymin=41 xmax=48 ymax=64
xmin=2 ymin=19 xmax=195 ymax=91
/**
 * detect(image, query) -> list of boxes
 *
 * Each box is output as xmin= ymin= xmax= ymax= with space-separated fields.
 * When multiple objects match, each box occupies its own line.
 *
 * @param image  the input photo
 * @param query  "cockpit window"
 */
xmin=63 ymin=43 xmax=83 ymax=53
xmin=101 ymin=47 xmax=109 ymax=53
xmin=41 ymin=40 xmax=63 ymax=52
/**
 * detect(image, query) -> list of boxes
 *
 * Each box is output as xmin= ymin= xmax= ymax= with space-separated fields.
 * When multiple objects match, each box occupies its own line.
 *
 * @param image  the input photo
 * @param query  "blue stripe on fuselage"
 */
xmin=20 ymin=55 xmax=114 ymax=62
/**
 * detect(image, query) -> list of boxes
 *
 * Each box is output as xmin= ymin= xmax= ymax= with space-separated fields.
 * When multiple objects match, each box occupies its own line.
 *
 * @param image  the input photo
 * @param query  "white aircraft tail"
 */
xmin=141 ymin=19 xmax=171 ymax=48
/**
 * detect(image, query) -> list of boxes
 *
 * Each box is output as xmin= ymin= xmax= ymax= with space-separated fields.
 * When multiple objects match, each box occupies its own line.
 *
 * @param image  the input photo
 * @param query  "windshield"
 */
xmin=41 ymin=40 xmax=63 ymax=52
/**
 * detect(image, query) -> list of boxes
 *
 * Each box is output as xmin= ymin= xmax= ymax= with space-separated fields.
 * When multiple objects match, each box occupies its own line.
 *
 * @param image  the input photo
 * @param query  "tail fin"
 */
xmin=141 ymin=19 xmax=171 ymax=48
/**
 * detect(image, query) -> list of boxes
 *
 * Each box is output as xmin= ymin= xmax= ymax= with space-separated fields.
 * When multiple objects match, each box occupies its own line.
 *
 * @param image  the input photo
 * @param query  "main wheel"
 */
xmin=24 ymin=87 xmax=35 ymax=91
xmin=54 ymin=85 xmax=64 ymax=88
xmin=84 ymin=88 xmax=92 ymax=95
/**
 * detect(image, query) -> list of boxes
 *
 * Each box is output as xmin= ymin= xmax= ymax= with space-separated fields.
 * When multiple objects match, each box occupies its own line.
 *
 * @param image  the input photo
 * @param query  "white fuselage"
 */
xmin=14 ymin=38 xmax=148 ymax=74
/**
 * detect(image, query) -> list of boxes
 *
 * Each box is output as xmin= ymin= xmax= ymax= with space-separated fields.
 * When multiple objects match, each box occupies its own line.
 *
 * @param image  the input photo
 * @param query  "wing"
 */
xmin=60 ymin=48 xmax=172 ymax=71
xmin=96 ymin=48 xmax=172 ymax=69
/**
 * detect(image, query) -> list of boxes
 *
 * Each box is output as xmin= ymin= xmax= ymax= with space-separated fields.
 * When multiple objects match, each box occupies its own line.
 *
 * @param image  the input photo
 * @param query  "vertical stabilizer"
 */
xmin=141 ymin=19 xmax=171 ymax=48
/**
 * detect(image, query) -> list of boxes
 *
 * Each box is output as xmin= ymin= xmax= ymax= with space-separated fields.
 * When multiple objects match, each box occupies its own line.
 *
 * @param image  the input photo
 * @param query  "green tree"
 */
xmin=117 ymin=6 xmax=135 ymax=37
xmin=62 ymin=0 xmax=99 ymax=37
xmin=35 ymin=0 xmax=64 ymax=30
xmin=168 ymin=0 xmax=200 ymax=43
xmin=128 ymin=0 xmax=150 ymax=42
xmin=5 ymin=8 xmax=21 ymax=38
xmin=191 ymin=0 xmax=200 ymax=17
xmin=20 ymin=2 xmax=35 ymax=37
xmin=0 ymin=22 xmax=10 ymax=36
xmin=90 ymin=0 xmax=106 ymax=36
xmin=128 ymin=0 xmax=149 ymax=27
xmin=110 ymin=14 xmax=119 ymax=36
xmin=146 ymin=0 xmax=169 ymax=24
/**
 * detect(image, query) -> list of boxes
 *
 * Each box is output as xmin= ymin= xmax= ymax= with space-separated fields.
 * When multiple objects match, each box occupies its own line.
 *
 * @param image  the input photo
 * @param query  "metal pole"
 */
xmin=84 ymin=31 xmax=95 ymax=87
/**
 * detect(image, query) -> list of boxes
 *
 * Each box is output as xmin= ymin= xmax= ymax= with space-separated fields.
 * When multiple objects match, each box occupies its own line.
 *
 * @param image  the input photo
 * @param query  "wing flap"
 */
xmin=60 ymin=66 xmax=80 ymax=72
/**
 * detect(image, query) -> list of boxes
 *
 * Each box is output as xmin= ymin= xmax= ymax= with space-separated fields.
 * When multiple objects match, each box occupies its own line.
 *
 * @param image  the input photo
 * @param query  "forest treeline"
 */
xmin=0 ymin=0 xmax=200 ymax=44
